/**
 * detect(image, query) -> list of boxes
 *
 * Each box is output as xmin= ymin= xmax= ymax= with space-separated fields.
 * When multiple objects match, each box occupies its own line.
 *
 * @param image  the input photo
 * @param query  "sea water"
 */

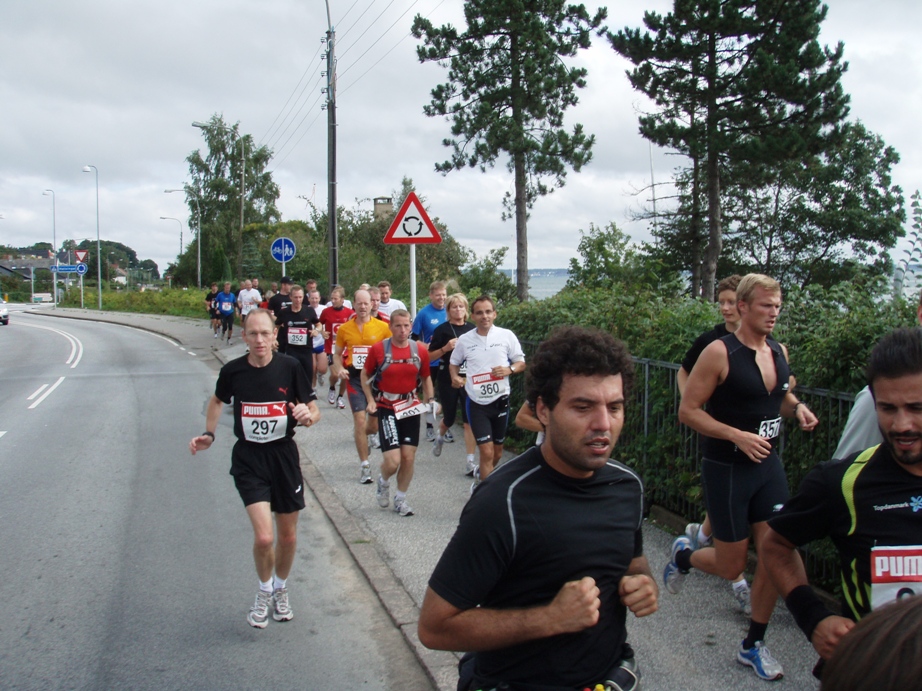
xmin=501 ymin=268 xmax=569 ymax=300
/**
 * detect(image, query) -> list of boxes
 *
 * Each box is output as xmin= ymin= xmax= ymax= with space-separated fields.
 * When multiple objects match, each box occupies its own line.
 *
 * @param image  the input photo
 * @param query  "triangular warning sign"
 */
xmin=383 ymin=192 xmax=442 ymax=245
xmin=75 ymin=249 xmax=89 ymax=263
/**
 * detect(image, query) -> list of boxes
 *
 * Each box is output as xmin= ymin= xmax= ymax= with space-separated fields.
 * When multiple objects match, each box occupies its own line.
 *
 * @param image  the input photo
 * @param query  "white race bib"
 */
xmin=287 ymin=327 xmax=308 ymax=346
xmin=351 ymin=345 xmax=370 ymax=369
xmin=470 ymin=371 xmax=507 ymax=404
xmin=241 ymin=401 xmax=287 ymax=443
xmin=758 ymin=417 xmax=782 ymax=440
xmin=870 ymin=545 xmax=922 ymax=610
xmin=393 ymin=396 xmax=425 ymax=420
xmin=221 ymin=301 xmax=233 ymax=312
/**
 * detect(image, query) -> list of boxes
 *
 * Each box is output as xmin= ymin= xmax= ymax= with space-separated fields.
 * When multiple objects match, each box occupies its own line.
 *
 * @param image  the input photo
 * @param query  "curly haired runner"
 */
xmin=419 ymin=326 xmax=657 ymax=691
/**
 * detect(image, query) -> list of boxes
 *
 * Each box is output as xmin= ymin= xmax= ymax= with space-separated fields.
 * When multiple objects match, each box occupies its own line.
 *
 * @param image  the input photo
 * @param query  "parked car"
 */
xmin=0 ymin=300 xmax=8 ymax=325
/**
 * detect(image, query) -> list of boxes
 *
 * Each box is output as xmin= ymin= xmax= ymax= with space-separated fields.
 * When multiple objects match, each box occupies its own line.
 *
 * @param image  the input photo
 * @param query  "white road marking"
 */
xmin=0 ymin=431 xmax=7 ymax=440
xmin=28 ymin=376 xmax=66 ymax=409
xmin=27 ymin=384 xmax=49 ymax=400
xmin=15 ymin=321 xmax=84 ymax=368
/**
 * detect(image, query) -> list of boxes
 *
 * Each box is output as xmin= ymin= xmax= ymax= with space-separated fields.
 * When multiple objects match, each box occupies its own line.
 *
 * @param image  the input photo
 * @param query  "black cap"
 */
xmin=280 ymin=276 xmax=293 ymax=284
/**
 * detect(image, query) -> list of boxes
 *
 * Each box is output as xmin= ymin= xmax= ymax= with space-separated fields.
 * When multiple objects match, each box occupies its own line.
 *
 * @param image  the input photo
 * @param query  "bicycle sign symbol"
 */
xmin=270 ymin=237 xmax=297 ymax=263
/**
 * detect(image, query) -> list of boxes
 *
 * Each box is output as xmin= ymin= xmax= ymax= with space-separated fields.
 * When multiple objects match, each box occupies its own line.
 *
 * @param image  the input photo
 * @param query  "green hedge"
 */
xmin=58 ymin=287 xmax=210 ymax=319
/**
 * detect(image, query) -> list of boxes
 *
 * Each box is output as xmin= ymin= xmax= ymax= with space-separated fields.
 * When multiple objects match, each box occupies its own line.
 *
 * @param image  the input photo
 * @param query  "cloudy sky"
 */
xmin=2 ymin=0 xmax=920 ymax=280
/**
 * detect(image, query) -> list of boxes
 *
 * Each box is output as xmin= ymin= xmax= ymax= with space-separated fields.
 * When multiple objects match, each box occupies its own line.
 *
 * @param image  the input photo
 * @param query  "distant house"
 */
xmin=0 ymin=263 xmax=32 ymax=280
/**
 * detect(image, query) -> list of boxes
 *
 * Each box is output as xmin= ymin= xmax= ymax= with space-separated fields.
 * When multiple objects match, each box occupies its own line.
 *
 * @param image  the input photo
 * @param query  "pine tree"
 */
xmin=412 ymin=1 xmax=606 ymax=302
xmin=610 ymin=0 xmax=849 ymax=298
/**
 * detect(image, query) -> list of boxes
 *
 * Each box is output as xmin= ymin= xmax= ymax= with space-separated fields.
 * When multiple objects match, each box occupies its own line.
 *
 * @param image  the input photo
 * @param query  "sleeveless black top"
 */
xmin=702 ymin=333 xmax=791 ymax=462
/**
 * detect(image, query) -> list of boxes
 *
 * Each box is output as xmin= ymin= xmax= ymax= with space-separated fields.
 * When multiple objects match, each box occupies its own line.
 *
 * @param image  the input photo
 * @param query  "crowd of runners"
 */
xmin=190 ymin=272 xmax=922 ymax=690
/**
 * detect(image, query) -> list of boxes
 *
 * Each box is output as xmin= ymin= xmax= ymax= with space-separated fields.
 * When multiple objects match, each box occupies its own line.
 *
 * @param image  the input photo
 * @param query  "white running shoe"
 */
xmin=663 ymin=536 xmax=692 ymax=595
xmin=394 ymin=497 xmax=415 ymax=517
xmin=464 ymin=457 xmax=478 ymax=477
xmin=737 ymin=641 xmax=783 ymax=681
xmin=247 ymin=590 xmax=273 ymax=629
xmin=376 ymin=476 xmax=390 ymax=507
xmin=360 ymin=463 xmax=373 ymax=485
xmin=733 ymin=582 xmax=752 ymax=616
xmin=272 ymin=587 xmax=293 ymax=622
xmin=337 ymin=396 xmax=346 ymax=409
xmin=684 ymin=522 xmax=712 ymax=550
xmin=327 ymin=389 xmax=336 ymax=405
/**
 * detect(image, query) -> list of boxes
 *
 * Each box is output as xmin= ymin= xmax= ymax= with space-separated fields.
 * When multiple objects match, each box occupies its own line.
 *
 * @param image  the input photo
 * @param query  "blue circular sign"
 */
xmin=270 ymin=237 xmax=296 ymax=263
xmin=76 ymin=263 xmax=88 ymax=275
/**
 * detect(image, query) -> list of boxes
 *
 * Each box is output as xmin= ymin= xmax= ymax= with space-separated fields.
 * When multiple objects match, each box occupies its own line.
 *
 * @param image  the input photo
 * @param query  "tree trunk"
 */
xmin=510 ymin=32 xmax=529 ymax=302
xmin=703 ymin=31 xmax=721 ymax=302
xmin=690 ymin=148 xmax=703 ymax=297
xmin=514 ymin=150 xmax=529 ymax=302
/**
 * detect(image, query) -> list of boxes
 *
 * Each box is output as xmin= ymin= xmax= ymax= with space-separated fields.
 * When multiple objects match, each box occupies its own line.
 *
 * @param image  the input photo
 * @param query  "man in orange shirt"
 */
xmin=333 ymin=289 xmax=392 ymax=484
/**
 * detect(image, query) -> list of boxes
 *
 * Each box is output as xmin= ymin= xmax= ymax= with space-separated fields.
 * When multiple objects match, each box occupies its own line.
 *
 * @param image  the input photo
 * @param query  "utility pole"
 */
xmin=324 ymin=0 xmax=338 ymax=290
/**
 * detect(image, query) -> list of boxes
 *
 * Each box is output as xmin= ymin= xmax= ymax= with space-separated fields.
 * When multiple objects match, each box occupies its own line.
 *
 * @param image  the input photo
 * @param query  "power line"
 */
xmin=268 ymin=96 xmax=325 ymax=172
xmin=338 ymin=0 xmax=421 ymax=79
xmin=259 ymin=44 xmax=322 ymax=147
xmin=339 ymin=0 xmax=446 ymax=94
xmin=337 ymin=0 xmax=400 ymax=58
xmin=264 ymin=71 xmax=325 ymax=153
xmin=334 ymin=0 xmax=366 ymax=38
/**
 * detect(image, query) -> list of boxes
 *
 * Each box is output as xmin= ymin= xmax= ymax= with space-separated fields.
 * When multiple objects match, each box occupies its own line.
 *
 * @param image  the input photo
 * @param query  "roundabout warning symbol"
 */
xmin=383 ymin=192 xmax=442 ymax=245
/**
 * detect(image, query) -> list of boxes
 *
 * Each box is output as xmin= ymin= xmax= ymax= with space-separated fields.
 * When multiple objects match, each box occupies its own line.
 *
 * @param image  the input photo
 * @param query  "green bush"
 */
xmin=59 ymin=287 xmax=210 ymax=319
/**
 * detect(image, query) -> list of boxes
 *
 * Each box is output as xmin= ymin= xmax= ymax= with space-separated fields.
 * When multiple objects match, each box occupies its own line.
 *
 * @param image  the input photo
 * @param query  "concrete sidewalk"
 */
xmin=25 ymin=306 xmax=823 ymax=690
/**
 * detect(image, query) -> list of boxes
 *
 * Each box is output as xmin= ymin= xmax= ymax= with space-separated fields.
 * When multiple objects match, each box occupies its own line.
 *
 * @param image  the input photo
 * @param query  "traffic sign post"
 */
xmin=270 ymin=237 xmax=296 ymax=278
xmin=383 ymin=192 xmax=442 ymax=245
xmin=383 ymin=192 xmax=442 ymax=318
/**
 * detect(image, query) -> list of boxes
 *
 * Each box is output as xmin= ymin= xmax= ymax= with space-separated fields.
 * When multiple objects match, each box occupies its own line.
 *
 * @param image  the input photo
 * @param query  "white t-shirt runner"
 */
xmin=237 ymin=288 xmax=262 ymax=316
xmin=377 ymin=297 xmax=407 ymax=318
xmin=450 ymin=325 xmax=525 ymax=405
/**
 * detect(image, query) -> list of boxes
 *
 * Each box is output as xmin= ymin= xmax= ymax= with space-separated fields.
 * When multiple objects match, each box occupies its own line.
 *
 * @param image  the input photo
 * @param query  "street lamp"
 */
xmin=43 ymin=189 xmax=57 ymax=308
xmin=81 ymin=165 xmax=102 ymax=310
xmin=160 ymin=217 xmax=183 ymax=269
xmin=192 ymin=121 xmax=245 ymax=277
xmin=165 ymin=187 xmax=202 ymax=288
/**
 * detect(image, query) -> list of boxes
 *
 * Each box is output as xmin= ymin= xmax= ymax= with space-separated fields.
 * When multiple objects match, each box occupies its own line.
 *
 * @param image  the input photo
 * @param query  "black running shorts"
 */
xmin=376 ymin=406 xmax=421 ymax=452
xmin=466 ymin=395 xmax=509 ymax=446
xmin=701 ymin=452 xmax=789 ymax=542
xmin=230 ymin=438 xmax=305 ymax=513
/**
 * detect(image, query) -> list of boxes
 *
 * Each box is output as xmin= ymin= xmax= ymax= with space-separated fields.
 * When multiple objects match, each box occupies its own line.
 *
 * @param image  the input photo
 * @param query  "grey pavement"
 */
xmin=24 ymin=305 xmax=824 ymax=690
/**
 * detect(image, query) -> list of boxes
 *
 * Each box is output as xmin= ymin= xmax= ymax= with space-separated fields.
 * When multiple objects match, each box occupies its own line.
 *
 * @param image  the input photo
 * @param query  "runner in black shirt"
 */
xmin=268 ymin=276 xmax=293 ymax=320
xmin=427 ymin=293 xmax=477 ymax=472
xmin=189 ymin=309 xmax=320 ymax=629
xmin=204 ymin=282 xmax=221 ymax=339
xmin=419 ymin=326 xmax=657 ymax=690
xmin=676 ymin=275 xmax=751 ymax=613
xmin=275 ymin=284 xmax=319 ymax=383
xmin=670 ymin=274 xmax=818 ymax=681
xmin=763 ymin=327 xmax=922 ymax=676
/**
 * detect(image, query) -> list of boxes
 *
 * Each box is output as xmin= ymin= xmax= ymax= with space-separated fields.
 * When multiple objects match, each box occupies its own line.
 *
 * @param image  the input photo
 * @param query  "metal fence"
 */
xmin=507 ymin=343 xmax=857 ymax=591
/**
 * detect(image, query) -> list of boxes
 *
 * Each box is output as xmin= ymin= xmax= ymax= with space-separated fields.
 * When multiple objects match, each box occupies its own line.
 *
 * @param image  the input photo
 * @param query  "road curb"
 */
xmin=300 ymin=456 xmax=459 ymax=691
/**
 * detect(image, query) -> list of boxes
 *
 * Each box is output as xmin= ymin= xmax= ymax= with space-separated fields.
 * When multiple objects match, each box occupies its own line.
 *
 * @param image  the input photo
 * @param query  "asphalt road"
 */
xmin=0 ymin=309 xmax=433 ymax=690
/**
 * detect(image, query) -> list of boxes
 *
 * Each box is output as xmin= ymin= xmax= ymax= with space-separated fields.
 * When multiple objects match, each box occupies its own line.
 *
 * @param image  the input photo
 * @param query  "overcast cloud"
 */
xmin=2 ymin=0 xmax=919 ymax=280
